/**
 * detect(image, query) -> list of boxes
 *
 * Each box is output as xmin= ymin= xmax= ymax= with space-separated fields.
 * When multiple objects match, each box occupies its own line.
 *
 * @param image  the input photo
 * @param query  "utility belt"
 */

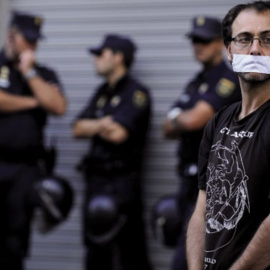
xmin=0 ymin=147 xmax=44 ymax=164
xmin=0 ymin=146 xmax=55 ymax=172
xmin=177 ymin=162 xmax=198 ymax=178
xmin=77 ymin=155 xmax=140 ymax=175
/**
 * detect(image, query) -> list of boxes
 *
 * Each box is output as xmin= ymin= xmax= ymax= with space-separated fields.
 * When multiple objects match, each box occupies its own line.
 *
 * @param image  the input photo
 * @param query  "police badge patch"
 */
xmin=199 ymin=83 xmax=209 ymax=94
xmin=34 ymin=16 xmax=43 ymax=26
xmin=96 ymin=95 xmax=107 ymax=108
xmin=216 ymin=78 xmax=235 ymax=97
xmin=111 ymin=95 xmax=121 ymax=107
xmin=0 ymin=66 xmax=10 ymax=88
xmin=133 ymin=90 xmax=147 ymax=108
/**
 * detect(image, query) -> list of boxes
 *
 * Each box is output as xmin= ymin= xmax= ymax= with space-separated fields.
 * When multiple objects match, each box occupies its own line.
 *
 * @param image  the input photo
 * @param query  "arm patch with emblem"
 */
xmin=216 ymin=78 xmax=236 ymax=97
xmin=133 ymin=90 xmax=148 ymax=108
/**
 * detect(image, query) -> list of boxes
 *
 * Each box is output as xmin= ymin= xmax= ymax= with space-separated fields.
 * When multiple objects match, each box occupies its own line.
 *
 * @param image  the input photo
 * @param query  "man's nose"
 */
xmin=250 ymin=39 xmax=262 ymax=55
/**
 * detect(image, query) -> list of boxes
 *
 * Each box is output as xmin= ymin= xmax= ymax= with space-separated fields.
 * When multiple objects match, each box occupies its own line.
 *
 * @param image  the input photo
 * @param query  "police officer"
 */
xmin=163 ymin=16 xmax=241 ymax=270
xmin=73 ymin=34 xmax=153 ymax=270
xmin=0 ymin=11 xmax=66 ymax=270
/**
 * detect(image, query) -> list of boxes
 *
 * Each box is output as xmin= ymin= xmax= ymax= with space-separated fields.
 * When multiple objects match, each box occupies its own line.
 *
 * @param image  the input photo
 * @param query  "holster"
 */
xmin=0 ymin=147 xmax=43 ymax=165
xmin=41 ymin=146 xmax=57 ymax=175
xmin=76 ymin=155 xmax=139 ymax=175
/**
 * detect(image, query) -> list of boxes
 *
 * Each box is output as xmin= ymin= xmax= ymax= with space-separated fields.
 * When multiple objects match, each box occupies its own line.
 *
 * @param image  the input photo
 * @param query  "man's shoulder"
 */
xmin=125 ymin=76 xmax=150 ymax=94
xmin=210 ymin=102 xmax=239 ymax=128
xmin=35 ymin=62 xmax=56 ymax=74
xmin=0 ymin=51 xmax=8 ymax=66
xmin=119 ymin=76 xmax=151 ymax=109
xmin=217 ymin=101 xmax=239 ymax=116
xmin=218 ymin=62 xmax=239 ymax=82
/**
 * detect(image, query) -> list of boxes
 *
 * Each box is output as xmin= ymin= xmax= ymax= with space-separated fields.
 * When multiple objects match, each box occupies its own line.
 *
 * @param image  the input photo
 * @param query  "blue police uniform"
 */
xmin=76 ymin=74 xmax=152 ymax=270
xmin=0 ymin=50 xmax=63 ymax=269
xmin=171 ymin=60 xmax=241 ymax=270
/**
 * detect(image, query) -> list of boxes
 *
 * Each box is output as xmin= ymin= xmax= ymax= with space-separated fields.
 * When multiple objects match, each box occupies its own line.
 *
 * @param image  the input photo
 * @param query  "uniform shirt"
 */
xmin=77 ymin=74 xmax=151 ymax=169
xmin=0 ymin=50 xmax=62 ymax=152
xmin=170 ymin=61 xmax=241 ymax=166
xmin=198 ymin=100 xmax=270 ymax=270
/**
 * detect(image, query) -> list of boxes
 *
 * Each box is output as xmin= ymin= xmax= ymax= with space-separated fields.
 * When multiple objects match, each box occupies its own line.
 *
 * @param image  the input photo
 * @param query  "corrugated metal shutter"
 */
xmin=2 ymin=0 xmax=244 ymax=269
xmin=0 ymin=0 xmax=11 ymax=46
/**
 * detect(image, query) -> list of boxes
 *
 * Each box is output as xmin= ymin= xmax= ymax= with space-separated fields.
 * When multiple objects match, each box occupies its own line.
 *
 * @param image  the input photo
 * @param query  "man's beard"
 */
xmin=237 ymin=72 xmax=270 ymax=83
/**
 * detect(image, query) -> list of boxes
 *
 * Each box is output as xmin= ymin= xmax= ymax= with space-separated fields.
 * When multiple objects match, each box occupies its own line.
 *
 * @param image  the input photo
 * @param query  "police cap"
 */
xmin=10 ymin=10 xmax=44 ymax=41
xmin=186 ymin=16 xmax=222 ymax=41
xmin=89 ymin=34 xmax=136 ymax=59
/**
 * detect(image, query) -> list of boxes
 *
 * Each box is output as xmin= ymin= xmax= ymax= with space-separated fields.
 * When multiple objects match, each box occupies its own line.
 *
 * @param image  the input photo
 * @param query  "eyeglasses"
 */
xmin=228 ymin=34 xmax=270 ymax=49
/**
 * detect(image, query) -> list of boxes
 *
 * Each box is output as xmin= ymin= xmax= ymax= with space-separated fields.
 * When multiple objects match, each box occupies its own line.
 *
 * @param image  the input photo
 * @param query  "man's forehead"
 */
xmin=232 ymin=9 xmax=270 ymax=36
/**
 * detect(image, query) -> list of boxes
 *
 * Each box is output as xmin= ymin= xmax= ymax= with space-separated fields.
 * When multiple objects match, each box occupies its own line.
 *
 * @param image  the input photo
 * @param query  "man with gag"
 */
xmin=186 ymin=1 xmax=270 ymax=269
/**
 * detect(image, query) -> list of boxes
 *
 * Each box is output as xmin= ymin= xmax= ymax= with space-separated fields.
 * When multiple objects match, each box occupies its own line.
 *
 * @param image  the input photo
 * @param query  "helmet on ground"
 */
xmin=34 ymin=174 xmax=74 ymax=233
xmin=86 ymin=194 xmax=126 ymax=245
xmin=151 ymin=194 xmax=182 ymax=248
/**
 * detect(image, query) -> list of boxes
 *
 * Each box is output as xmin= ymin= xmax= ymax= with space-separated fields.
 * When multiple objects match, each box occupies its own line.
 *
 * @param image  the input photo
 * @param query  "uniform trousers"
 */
xmin=83 ymin=171 xmax=152 ymax=270
xmin=0 ymin=162 xmax=39 ymax=270
xmin=171 ymin=173 xmax=198 ymax=270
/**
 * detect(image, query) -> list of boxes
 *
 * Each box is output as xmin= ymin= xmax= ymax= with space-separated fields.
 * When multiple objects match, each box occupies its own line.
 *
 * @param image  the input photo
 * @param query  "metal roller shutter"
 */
xmin=1 ymin=0 xmax=244 ymax=269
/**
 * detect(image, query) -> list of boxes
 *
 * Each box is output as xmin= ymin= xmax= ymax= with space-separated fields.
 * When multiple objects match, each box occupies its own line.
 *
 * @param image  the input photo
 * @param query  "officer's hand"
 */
xmin=163 ymin=118 xmax=179 ymax=139
xmin=18 ymin=50 xmax=36 ymax=75
xmin=29 ymin=97 xmax=40 ymax=108
xmin=98 ymin=116 xmax=128 ymax=143
xmin=98 ymin=116 xmax=114 ymax=130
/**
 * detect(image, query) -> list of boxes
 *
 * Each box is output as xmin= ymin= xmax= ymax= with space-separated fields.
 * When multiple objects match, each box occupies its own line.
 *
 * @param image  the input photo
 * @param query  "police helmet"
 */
xmin=151 ymin=194 xmax=182 ymax=248
xmin=86 ymin=194 xmax=126 ymax=245
xmin=35 ymin=174 xmax=74 ymax=233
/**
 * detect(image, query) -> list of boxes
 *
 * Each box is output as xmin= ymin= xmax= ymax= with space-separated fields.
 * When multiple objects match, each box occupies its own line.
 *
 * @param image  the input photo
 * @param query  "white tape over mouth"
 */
xmin=232 ymin=54 xmax=270 ymax=74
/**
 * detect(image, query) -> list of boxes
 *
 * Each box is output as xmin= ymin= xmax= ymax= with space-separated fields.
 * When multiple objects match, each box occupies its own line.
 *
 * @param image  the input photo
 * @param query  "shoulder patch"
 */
xmin=0 ymin=66 xmax=10 ymax=88
xmin=216 ymin=78 xmax=236 ymax=97
xmin=133 ymin=90 xmax=148 ymax=108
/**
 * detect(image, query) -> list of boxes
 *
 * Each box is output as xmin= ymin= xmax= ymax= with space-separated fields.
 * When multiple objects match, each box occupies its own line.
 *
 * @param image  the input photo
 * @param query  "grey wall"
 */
xmin=0 ymin=0 xmax=10 ymax=46
xmin=3 ymin=0 xmax=245 ymax=269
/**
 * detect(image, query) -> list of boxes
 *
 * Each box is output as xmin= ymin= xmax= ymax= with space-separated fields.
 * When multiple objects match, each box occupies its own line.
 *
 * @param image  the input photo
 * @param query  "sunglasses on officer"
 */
xmin=191 ymin=37 xmax=215 ymax=45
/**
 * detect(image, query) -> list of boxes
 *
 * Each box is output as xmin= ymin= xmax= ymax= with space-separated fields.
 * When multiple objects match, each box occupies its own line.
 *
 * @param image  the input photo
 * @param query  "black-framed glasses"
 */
xmin=228 ymin=34 xmax=270 ymax=49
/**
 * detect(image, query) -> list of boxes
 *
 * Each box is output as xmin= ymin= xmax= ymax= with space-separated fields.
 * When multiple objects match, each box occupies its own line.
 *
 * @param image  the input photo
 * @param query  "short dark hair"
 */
xmin=222 ymin=1 xmax=270 ymax=46
xmin=111 ymin=48 xmax=135 ymax=69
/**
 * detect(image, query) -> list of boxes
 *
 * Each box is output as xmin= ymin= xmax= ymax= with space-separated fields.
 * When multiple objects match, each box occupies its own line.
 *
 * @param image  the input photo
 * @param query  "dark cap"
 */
xmin=186 ymin=16 xmax=222 ymax=41
xmin=89 ymin=34 xmax=136 ymax=59
xmin=10 ymin=11 xmax=44 ymax=41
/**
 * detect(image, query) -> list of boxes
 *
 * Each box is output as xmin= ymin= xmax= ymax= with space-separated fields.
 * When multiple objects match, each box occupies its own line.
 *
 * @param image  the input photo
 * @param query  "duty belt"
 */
xmin=0 ymin=148 xmax=43 ymax=164
xmin=78 ymin=155 xmax=140 ymax=174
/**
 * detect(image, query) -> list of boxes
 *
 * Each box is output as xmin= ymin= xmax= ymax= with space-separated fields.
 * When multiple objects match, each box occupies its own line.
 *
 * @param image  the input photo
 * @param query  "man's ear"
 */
xmin=115 ymin=51 xmax=124 ymax=64
xmin=226 ymin=44 xmax=233 ymax=62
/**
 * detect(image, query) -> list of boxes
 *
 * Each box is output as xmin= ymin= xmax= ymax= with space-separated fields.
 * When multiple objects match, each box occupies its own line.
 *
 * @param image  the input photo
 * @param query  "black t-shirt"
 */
xmin=171 ymin=61 xmax=241 ymax=165
xmin=198 ymin=99 xmax=270 ymax=270
xmin=77 ymin=75 xmax=151 ymax=167
xmin=0 ymin=50 xmax=62 ymax=152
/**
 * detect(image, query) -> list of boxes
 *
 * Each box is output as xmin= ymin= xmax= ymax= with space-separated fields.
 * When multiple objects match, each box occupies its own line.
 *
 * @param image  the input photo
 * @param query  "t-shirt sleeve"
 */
xmin=113 ymin=88 xmax=151 ymax=132
xmin=261 ymin=110 xmax=270 ymax=162
xmin=201 ymin=74 xmax=241 ymax=113
xmin=38 ymin=67 xmax=63 ymax=91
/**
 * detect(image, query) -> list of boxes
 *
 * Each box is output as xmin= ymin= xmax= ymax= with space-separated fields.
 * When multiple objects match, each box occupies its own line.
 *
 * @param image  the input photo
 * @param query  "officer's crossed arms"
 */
xmin=73 ymin=115 xmax=129 ymax=144
xmin=163 ymin=100 xmax=215 ymax=139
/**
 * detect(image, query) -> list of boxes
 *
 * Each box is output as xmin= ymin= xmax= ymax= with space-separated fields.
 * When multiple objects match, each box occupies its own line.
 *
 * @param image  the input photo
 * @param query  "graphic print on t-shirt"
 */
xmin=205 ymin=140 xmax=250 ymax=252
